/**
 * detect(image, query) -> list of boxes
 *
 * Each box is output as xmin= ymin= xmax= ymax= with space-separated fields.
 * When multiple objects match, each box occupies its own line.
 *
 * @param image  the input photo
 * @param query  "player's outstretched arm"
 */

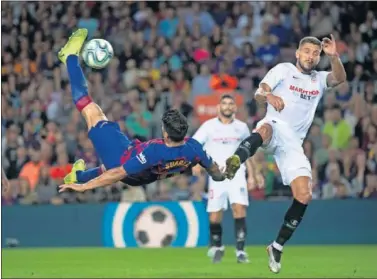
xmin=192 ymin=138 xmax=226 ymax=181
xmin=322 ymin=34 xmax=347 ymax=87
xmin=59 ymin=166 xmax=127 ymax=193
xmin=205 ymin=162 xmax=226 ymax=182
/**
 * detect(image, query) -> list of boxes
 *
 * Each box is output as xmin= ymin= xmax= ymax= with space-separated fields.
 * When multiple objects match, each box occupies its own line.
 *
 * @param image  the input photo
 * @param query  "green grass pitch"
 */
xmin=2 ymin=245 xmax=377 ymax=278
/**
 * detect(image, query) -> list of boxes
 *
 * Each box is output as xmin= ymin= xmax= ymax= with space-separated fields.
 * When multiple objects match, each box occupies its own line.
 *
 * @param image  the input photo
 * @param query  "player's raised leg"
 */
xmin=58 ymin=28 xmax=108 ymax=130
xmin=58 ymin=29 xmax=107 ymax=184
xmin=225 ymin=123 xmax=272 ymax=179
xmin=267 ymin=175 xmax=311 ymax=273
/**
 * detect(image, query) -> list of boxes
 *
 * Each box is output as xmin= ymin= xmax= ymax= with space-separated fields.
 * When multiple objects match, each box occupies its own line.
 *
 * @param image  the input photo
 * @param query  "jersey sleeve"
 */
xmin=192 ymin=121 xmax=209 ymax=145
xmin=190 ymin=138 xmax=214 ymax=169
xmin=318 ymin=71 xmax=331 ymax=90
xmin=197 ymin=148 xmax=213 ymax=169
xmin=241 ymin=123 xmax=251 ymax=140
xmin=122 ymin=146 xmax=155 ymax=175
xmin=260 ymin=64 xmax=285 ymax=91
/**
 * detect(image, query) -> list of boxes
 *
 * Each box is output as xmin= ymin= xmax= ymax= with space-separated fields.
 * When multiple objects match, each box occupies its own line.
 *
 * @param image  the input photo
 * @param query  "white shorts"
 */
xmin=207 ymin=169 xmax=249 ymax=212
xmin=256 ymin=118 xmax=312 ymax=186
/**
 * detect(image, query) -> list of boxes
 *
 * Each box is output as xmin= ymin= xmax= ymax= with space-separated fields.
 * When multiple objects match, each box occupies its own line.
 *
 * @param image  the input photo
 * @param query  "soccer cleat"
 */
xmin=267 ymin=244 xmax=282 ymax=273
xmin=58 ymin=28 xmax=88 ymax=64
xmin=64 ymin=159 xmax=86 ymax=184
xmin=225 ymin=155 xmax=241 ymax=179
xmin=236 ymin=250 xmax=250 ymax=264
xmin=207 ymin=246 xmax=225 ymax=264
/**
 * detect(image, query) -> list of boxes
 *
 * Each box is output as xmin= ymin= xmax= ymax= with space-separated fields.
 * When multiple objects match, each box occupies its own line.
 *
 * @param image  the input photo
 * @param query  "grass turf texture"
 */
xmin=3 ymin=245 xmax=377 ymax=278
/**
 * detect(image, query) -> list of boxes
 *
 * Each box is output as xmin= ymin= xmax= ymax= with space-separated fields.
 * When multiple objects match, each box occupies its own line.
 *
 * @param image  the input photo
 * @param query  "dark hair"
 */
xmin=162 ymin=109 xmax=188 ymax=142
xmin=220 ymin=94 xmax=235 ymax=102
xmin=299 ymin=36 xmax=322 ymax=49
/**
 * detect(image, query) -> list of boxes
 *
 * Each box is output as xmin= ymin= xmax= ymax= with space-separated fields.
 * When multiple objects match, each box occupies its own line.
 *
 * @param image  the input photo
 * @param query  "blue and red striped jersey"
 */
xmin=120 ymin=137 xmax=213 ymax=186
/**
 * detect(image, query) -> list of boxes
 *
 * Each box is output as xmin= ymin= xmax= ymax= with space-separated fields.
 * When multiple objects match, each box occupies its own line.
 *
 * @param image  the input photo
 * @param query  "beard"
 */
xmin=220 ymin=110 xmax=234 ymax=118
xmin=298 ymin=60 xmax=318 ymax=74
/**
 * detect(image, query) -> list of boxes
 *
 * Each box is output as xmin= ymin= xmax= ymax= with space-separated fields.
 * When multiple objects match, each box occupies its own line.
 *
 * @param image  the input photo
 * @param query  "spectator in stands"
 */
xmin=191 ymin=64 xmax=212 ymax=101
xmin=210 ymin=61 xmax=238 ymax=92
xmin=170 ymin=70 xmax=191 ymax=101
xmin=19 ymin=142 xmax=44 ymax=191
xmin=255 ymin=34 xmax=280 ymax=67
xmin=158 ymin=7 xmax=179 ymax=39
xmin=170 ymin=175 xmax=191 ymax=201
xmin=322 ymin=163 xmax=354 ymax=199
xmin=323 ymin=104 xmax=352 ymax=150
xmin=121 ymin=186 xmax=147 ymax=202
xmin=184 ymin=2 xmax=216 ymax=36
xmin=157 ymin=45 xmax=182 ymax=71
xmin=35 ymin=166 xmax=61 ymax=204
xmin=154 ymin=181 xmax=173 ymax=201
xmin=125 ymin=98 xmax=153 ymax=141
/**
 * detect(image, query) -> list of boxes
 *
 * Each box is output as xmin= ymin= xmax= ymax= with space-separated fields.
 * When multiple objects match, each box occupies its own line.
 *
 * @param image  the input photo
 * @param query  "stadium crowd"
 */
xmin=1 ymin=1 xmax=377 ymax=205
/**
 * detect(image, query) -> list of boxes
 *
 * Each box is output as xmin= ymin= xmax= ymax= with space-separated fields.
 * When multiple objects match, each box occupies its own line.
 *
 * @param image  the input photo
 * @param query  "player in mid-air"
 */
xmin=225 ymin=35 xmax=346 ymax=273
xmin=57 ymin=29 xmax=226 ymax=193
xmin=193 ymin=94 xmax=263 ymax=264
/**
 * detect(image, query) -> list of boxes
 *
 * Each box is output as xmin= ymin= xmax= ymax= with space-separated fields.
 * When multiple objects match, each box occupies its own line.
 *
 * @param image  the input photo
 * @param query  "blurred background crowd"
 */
xmin=1 ymin=1 xmax=377 ymax=205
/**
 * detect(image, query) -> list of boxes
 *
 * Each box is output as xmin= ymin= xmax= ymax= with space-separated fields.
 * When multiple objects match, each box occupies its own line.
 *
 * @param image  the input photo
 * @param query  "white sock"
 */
xmin=272 ymin=241 xmax=283 ymax=252
xmin=236 ymin=250 xmax=247 ymax=256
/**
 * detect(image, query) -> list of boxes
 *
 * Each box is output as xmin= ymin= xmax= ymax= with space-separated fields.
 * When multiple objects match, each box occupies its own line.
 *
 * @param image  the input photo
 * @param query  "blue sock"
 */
xmin=66 ymin=55 xmax=92 ymax=111
xmin=76 ymin=167 xmax=102 ymax=183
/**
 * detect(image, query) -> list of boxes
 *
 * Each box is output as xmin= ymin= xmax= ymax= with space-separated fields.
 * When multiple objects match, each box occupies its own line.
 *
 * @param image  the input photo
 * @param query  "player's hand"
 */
xmin=322 ymin=34 xmax=337 ymax=57
xmin=59 ymin=183 xmax=86 ymax=193
xmin=217 ymin=167 xmax=228 ymax=181
xmin=247 ymin=177 xmax=256 ymax=190
xmin=266 ymin=94 xmax=285 ymax=112
xmin=255 ymin=173 xmax=265 ymax=189
xmin=247 ymin=173 xmax=265 ymax=190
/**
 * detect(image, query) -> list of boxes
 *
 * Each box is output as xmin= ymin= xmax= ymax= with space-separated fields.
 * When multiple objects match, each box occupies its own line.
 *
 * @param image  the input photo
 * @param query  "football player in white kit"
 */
xmin=193 ymin=94 xmax=261 ymax=264
xmin=225 ymin=36 xmax=346 ymax=273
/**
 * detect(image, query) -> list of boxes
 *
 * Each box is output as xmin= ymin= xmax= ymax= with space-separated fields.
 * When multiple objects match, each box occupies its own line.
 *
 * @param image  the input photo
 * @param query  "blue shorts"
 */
xmin=88 ymin=121 xmax=131 ymax=169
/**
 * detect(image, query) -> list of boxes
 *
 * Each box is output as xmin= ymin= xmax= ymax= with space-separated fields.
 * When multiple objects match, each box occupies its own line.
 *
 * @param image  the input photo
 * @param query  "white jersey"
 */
xmin=261 ymin=62 xmax=330 ymax=139
xmin=193 ymin=118 xmax=250 ymax=173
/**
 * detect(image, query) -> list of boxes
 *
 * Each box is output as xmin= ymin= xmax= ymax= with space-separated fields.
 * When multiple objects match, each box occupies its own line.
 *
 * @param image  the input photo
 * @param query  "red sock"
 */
xmin=75 ymin=96 xmax=93 ymax=112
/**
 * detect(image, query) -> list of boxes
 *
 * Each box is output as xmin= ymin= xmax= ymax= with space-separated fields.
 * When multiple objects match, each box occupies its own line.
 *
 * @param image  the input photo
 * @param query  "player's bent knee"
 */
xmin=256 ymin=123 xmax=272 ymax=144
xmin=295 ymin=191 xmax=312 ymax=204
xmin=291 ymin=176 xmax=312 ymax=204
xmin=81 ymin=103 xmax=108 ymax=130
xmin=209 ymin=211 xmax=223 ymax=223
xmin=231 ymin=203 xmax=246 ymax=218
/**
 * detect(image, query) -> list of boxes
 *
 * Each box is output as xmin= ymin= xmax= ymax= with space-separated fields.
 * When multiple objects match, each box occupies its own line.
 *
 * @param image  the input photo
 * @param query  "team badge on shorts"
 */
xmin=240 ymin=187 xmax=246 ymax=195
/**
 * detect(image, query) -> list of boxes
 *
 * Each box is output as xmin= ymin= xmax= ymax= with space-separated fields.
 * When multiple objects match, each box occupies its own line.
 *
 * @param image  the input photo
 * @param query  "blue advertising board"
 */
xmin=2 ymin=200 xmax=376 ymax=248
